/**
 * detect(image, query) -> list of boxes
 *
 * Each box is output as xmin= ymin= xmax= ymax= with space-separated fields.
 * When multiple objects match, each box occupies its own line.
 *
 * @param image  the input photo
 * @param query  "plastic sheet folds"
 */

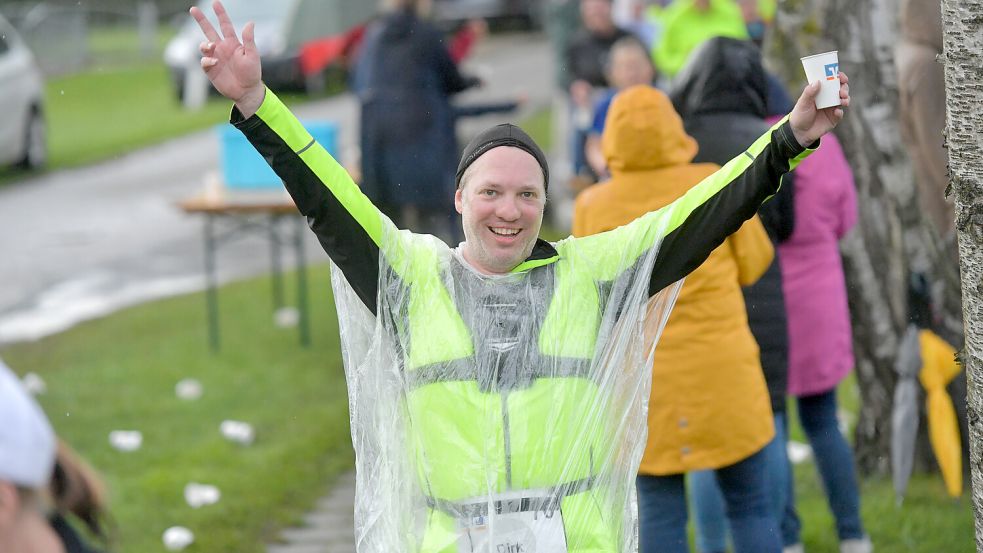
xmin=332 ymin=219 xmax=682 ymax=553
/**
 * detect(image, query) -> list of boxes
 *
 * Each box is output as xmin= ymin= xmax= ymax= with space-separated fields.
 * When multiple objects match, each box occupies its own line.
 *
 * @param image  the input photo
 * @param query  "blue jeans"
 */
xmin=637 ymin=447 xmax=781 ymax=553
xmin=689 ymin=413 xmax=789 ymax=552
xmin=784 ymin=388 xmax=865 ymax=544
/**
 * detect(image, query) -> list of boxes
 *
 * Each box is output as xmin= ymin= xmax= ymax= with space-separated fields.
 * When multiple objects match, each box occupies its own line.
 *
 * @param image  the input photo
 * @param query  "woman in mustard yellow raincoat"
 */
xmin=573 ymin=85 xmax=779 ymax=553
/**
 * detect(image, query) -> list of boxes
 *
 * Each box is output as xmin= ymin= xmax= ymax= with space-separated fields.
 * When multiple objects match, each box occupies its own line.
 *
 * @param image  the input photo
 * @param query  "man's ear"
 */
xmin=0 ymin=481 xmax=21 ymax=526
xmin=454 ymin=187 xmax=464 ymax=215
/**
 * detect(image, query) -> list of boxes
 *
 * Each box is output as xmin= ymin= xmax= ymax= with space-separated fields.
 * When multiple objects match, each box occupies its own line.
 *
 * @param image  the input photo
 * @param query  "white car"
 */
xmin=0 ymin=13 xmax=44 ymax=169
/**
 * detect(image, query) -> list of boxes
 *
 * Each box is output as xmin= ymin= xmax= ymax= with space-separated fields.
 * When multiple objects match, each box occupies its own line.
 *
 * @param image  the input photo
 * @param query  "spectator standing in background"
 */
xmin=573 ymin=85 xmax=782 ymax=553
xmin=777 ymin=124 xmax=872 ymax=553
xmin=669 ymin=37 xmax=795 ymax=553
xmin=565 ymin=0 xmax=635 ymax=179
xmin=353 ymin=0 xmax=480 ymax=243
xmin=653 ymin=0 xmax=748 ymax=79
xmin=583 ymin=36 xmax=658 ymax=182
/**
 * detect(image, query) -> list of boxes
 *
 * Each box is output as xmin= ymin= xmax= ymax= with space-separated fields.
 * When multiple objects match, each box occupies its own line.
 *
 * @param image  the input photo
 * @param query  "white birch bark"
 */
xmin=940 ymin=0 xmax=983 ymax=545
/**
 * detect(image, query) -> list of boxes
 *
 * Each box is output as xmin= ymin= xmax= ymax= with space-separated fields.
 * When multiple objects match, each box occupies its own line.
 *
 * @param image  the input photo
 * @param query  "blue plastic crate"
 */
xmin=219 ymin=121 xmax=338 ymax=189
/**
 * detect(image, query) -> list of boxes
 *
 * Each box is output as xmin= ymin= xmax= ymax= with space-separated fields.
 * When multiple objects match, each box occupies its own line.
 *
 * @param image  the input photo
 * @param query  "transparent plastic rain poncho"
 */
xmin=331 ymin=215 xmax=682 ymax=553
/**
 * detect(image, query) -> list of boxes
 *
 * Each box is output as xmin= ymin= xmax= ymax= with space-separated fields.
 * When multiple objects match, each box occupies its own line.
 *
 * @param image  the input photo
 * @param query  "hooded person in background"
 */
xmin=191 ymin=2 xmax=849 ymax=550
xmin=574 ymin=84 xmax=781 ymax=553
xmin=668 ymin=36 xmax=795 ymax=553
xmin=0 ymin=359 xmax=109 ymax=553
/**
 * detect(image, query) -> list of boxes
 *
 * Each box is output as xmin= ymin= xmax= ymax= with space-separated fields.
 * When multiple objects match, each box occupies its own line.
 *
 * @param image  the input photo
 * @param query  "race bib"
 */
xmin=456 ymin=492 xmax=568 ymax=553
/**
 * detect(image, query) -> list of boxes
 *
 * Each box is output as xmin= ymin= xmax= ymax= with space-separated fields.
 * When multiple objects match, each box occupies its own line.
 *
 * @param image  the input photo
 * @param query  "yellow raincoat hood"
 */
xmin=602 ymin=85 xmax=699 ymax=174
xmin=575 ymin=85 xmax=775 ymax=475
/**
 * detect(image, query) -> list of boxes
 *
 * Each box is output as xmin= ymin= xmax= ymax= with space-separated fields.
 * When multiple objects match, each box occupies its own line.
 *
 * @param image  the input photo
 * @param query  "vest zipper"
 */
xmin=501 ymin=390 xmax=512 ymax=489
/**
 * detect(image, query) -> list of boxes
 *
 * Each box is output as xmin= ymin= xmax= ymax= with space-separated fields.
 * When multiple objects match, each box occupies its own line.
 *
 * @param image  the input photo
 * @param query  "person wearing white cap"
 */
xmin=0 ymin=358 xmax=108 ymax=553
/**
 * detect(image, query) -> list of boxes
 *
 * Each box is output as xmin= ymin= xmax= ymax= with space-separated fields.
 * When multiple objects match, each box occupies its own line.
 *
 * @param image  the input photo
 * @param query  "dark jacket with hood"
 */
xmin=353 ymin=8 xmax=479 ymax=210
xmin=670 ymin=37 xmax=793 ymax=414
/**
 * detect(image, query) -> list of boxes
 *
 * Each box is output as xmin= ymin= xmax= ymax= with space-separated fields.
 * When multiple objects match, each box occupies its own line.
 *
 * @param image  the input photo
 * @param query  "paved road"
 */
xmin=0 ymin=33 xmax=553 ymax=345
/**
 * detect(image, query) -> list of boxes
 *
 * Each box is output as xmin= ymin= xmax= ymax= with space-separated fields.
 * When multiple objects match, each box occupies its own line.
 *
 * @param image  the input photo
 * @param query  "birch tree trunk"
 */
xmin=767 ymin=0 xmax=962 ymax=474
xmin=940 ymin=0 xmax=983 ymax=544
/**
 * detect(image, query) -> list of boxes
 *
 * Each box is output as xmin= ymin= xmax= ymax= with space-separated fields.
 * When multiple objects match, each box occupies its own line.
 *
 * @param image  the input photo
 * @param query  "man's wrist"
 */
xmin=777 ymin=121 xmax=817 ymax=158
xmin=791 ymin=125 xmax=814 ymax=149
xmin=234 ymin=85 xmax=266 ymax=119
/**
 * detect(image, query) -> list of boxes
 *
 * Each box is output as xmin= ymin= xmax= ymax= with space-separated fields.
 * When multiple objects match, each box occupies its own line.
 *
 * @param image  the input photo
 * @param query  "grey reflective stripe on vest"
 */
xmin=405 ymin=356 xmax=594 ymax=390
xmin=425 ymin=476 xmax=597 ymax=520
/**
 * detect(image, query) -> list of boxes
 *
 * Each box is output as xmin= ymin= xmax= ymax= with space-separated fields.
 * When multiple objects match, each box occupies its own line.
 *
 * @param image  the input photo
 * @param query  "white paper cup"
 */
xmin=162 ymin=526 xmax=194 ymax=551
xmin=800 ymin=50 xmax=841 ymax=109
xmin=108 ymin=430 xmax=143 ymax=452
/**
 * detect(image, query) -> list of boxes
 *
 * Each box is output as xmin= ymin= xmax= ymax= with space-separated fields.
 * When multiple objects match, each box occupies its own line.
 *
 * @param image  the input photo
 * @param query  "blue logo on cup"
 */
xmin=824 ymin=62 xmax=839 ymax=80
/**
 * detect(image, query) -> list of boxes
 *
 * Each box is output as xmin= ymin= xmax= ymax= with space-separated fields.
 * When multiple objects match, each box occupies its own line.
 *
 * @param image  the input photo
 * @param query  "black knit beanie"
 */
xmin=455 ymin=124 xmax=550 ymax=191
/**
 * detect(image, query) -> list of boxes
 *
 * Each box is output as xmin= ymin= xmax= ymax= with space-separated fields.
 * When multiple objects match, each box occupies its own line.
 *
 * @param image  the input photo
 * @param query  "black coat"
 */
xmin=670 ymin=37 xmax=794 ymax=414
xmin=353 ymin=10 xmax=477 ymax=209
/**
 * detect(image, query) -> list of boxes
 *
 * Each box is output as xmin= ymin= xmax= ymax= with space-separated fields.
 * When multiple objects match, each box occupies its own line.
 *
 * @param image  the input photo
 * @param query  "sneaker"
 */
xmin=840 ymin=537 xmax=873 ymax=553
xmin=783 ymin=545 xmax=805 ymax=553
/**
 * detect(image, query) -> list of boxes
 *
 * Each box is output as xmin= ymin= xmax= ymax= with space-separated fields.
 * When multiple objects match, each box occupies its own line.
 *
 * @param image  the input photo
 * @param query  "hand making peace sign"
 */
xmin=190 ymin=0 xmax=266 ymax=117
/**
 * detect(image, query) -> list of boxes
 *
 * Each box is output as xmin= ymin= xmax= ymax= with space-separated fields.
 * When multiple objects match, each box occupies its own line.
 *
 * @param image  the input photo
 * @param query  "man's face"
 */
xmin=581 ymin=0 xmax=614 ymax=34
xmin=455 ymin=147 xmax=546 ymax=275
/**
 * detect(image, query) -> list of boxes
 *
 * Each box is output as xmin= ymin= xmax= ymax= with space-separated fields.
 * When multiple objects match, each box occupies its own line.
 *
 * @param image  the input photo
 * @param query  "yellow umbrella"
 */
xmin=917 ymin=329 xmax=963 ymax=498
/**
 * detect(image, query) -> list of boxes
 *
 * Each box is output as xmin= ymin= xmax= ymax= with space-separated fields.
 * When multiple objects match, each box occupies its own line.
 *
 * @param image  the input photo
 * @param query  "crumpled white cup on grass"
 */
xmin=220 ymin=420 xmax=255 ymax=445
xmin=175 ymin=378 xmax=203 ymax=401
xmin=184 ymin=482 xmax=221 ymax=509
xmin=162 ymin=526 xmax=194 ymax=551
xmin=22 ymin=372 xmax=46 ymax=395
xmin=108 ymin=430 xmax=143 ymax=452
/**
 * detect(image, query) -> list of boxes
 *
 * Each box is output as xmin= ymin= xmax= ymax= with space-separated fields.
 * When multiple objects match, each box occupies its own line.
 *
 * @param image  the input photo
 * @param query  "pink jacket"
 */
xmin=778 ymin=133 xmax=858 ymax=397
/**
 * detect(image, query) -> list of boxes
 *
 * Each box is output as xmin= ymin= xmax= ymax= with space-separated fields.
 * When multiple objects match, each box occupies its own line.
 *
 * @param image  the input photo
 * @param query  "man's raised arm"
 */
xmin=646 ymin=74 xmax=851 ymax=295
xmin=191 ymin=1 xmax=388 ymax=314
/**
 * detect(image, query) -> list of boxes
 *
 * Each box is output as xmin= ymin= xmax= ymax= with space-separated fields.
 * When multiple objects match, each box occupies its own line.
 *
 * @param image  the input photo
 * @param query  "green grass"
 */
xmin=793 ymin=467 xmax=973 ymax=552
xmin=42 ymin=62 xmax=235 ymax=168
xmin=783 ymin=374 xmax=975 ymax=552
xmin=0 ymin=25 xmax=322 ymax=178
xmin=39 ymin=60 xmax=331 ymax=170
xmin=0 ymin=264 xmax=354 ymax=552
xmin=85 ymin=26 xmax=176 ymax=67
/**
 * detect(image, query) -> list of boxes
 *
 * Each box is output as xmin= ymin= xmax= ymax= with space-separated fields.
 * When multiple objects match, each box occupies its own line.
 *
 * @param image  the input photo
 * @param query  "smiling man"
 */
xmin=191 ymin=2 xmax=849 ymax=552
xmin=454 ymin=125 xmax=550 ymax=274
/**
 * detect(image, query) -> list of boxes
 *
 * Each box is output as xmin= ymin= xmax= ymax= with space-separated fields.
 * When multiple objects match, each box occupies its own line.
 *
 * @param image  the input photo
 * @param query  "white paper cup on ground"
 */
xmin=162 ymin=526 xmax=194 ymax=551
xmin=175 ymin=378 xmax=203 ymax=400
xmin=22 ymin=372 xmax=47 ymax=395
xmin=108 ymin=430 xmax=143 ymax=452
xmin=220 ymin=420 xmax=255 ymax=445
xmin=800 ymin=50 xmax=841 ymax=109
xmin=184 ymin=482 xmax=221 ymax=508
